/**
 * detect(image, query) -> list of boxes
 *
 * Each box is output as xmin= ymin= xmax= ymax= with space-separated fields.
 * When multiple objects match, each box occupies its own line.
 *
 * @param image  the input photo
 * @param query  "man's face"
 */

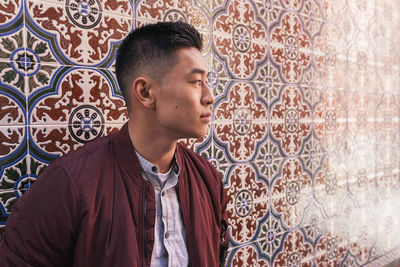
xmin=152 ymin=47 xmax=214 ymax=140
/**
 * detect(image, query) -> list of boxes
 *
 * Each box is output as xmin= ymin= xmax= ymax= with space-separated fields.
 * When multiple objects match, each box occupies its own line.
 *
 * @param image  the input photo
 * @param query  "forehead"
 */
xmin=174 ymin=47 xmax=208 ymax=74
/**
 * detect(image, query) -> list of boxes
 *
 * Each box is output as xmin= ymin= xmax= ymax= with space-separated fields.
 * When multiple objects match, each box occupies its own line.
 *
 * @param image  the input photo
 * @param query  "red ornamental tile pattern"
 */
xmin=213 ymin=0 xmax=267 ymax=79
xmin=274 ymin=230 xmax=313 ymax=266
xmin=271 ymin=158 xmax=312 ymax=228
xmin=270 ymin=85 xmax=311 ymax=156
xmin=0 ymin=0 xmax=400 ymax=265
xmin=30 ymin=68 xmax=127 ymax=156
xmin=214 ymin=82 xmax=267 ymax=162
xmin=314 ymin=88 xmax=347 ymax=152
xmin=26 ymin=0 xmax=133 ymax=66
xmin=229 ymin=245 xmax=268 ymax=266
xmin=137 ymin=0 xmax=209 ymax=30
xmin=0 ymin=0 xmax=22 ymax=27
xmin=226 ymin=164 xmax=268 ymax=244
xmin=270 ymin=12 xmax=311 ymax=83
xmin=0 ymin=95 xmax=25 ymax=157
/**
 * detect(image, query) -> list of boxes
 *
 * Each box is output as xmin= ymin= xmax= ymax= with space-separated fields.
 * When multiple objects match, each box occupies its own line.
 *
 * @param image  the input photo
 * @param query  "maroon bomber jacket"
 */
xmin=0 ymin=123 xmax=228 ymax=267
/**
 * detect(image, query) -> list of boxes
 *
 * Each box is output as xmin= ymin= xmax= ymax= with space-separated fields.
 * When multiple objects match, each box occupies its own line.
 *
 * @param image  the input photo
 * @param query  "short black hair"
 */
xmin=115 ymin=21 xmax=203 ymax=111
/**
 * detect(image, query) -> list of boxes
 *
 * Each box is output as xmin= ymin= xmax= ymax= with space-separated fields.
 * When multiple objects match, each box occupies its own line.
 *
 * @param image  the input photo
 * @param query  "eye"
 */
xmin=193 ymin=80 xmax=202 ymax=87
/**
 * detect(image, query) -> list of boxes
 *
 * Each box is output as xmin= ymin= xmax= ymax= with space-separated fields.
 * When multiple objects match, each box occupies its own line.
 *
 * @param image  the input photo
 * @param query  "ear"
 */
xmin=132 ymin=77 xmax=156 ymax=109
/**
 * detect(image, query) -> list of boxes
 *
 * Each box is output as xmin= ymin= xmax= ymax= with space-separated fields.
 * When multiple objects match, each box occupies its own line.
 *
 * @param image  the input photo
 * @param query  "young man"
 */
xmin=0 ymin=22 xmax=228 ymax=267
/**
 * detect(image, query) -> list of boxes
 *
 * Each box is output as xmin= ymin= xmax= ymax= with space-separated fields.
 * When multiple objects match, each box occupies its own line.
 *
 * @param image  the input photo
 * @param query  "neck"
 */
xmin=128 ymin=118 xmax=177 ymax=174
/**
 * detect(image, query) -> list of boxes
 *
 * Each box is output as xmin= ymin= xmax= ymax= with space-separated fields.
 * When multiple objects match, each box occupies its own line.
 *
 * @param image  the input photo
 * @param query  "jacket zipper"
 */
xmin=143 ymin=181 xmax=148 ymax=267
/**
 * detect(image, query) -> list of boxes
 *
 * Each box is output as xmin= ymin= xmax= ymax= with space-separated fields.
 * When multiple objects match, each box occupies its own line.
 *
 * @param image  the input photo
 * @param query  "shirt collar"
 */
xmin=135 ymin=151 xmax=180 ymax=176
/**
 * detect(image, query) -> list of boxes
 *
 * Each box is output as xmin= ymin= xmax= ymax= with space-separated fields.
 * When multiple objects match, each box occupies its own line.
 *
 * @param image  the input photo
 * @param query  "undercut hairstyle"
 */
xmin=115 ymin=21 xmax=203 ymax=112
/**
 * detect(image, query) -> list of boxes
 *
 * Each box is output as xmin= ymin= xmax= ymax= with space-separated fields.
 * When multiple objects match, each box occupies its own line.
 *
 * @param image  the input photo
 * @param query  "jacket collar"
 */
xmin=114 ymin=122 xmax=182 ymax=177
xmin=113 ymin=122 xmax=143 ymax=178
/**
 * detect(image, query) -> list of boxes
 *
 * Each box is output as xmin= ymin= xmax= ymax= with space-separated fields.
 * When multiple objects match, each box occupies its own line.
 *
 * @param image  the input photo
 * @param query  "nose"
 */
xmin=201 ymin=82 xmax=215 ymax=106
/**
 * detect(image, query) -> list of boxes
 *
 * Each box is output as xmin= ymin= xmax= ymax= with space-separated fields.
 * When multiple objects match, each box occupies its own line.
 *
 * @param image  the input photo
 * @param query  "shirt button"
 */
xmin=162 ymin=192 xmax=165 ymax=197
xmin=164 ymin=232 xmax=170 ymax=239
xmin=151 ymin=166 xmax=157 ymax=172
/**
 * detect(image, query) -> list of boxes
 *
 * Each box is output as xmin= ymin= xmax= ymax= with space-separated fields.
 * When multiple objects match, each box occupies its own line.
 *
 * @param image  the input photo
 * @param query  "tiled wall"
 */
xmin=0 ymin=0 xmax=399 ymax=266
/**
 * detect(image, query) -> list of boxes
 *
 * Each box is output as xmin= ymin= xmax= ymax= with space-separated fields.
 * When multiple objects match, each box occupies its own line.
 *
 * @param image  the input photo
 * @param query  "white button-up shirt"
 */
xmin=136 ymin=152 xmax=189 ymax=267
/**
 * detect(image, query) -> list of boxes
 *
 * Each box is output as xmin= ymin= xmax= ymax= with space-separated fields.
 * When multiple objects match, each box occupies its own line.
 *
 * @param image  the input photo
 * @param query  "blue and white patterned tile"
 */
xmin=26 ymin=0 xmax=133 ymax=67
xmin=213 ymin=81 xmax=268 ymax=163
xmin=213 ymin=0 xmax=268 ymax=80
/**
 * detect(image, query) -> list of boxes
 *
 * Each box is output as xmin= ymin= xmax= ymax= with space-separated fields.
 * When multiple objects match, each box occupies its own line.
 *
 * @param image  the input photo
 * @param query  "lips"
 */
xmin=200 ymin=112 xmax=212 ymax=122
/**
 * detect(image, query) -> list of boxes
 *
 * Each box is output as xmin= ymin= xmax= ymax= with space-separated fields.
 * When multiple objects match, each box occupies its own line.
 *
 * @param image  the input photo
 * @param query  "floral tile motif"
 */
xmin=0 ymin=27 xmax=60 ymax=96
xmin=273 ymin=230 xmax=314 ymax=266
xmin=253 ymin=57 xmax=283 ymax=108
xmin=204 ymin=53 xmax=230 ymax=100
xmin=315 ymin=220 xmax=348 ymax=266
xmin=0 ymin=154 xmax=47 ymax=223
xmin=300 ymin=136 xmax=325 ymax=176
xmin=347 ymin=32 xmax=377 ymax=93
xmin=347 ymin=91 xmax=376 ymax=150
xmin=26 ymin=0 xmax=133 ymax=66
xmin=314 ymin=88 xmax=347 ymax=153
xmin=253 ymin=134 xmax=284 ymax=186
xmin=270 ymin=11 xmax=311 ymax=83
xmin=0 ymin=0 xmax=23 ymax=31
xmin=213 ymin=0 xmax=267 ymax=79
xmin=226 ymin=243 xmax=268 ymax=266
xmin=318 ymin=0 xmax=346 ymax=21
xmin=136 ymin=0 xmax=210 ymax=30
xmin=271 ymin=158 xmax=312 ymax=228
xmin=29 ymin=67 xmax=127 ymax=157
xmin=347 ymin=0 xmax=375 ymax=32
xmin=300 ymin=197 xmax=327 ymax=246
xmin=214 ymin=81 xmax=268 ymax=162
xmin=281 ymin=0 xmax=303 ymax=11
xmin=225 ymin=164 xmax=268 ymax=245
xmin=376 ymin=94 xmax=400 ymax=146
xmin=255 ymin=209 xmax=288 ymax=263
xmin=335 ymin=5 xmax=358 ymax=46
xmin=254 ymin=0 xmax=284 ymax=29
xmin=300 ymin=0 xmax=324 ymax=39
xmin=299 ymin=64 xmax=323 ymax=108
xmin=196 ymin=134 xmax=232 ymax=181
xmin=314 ymin=154 xmax=347 ymax=217
xmin=270 ymin=85 xmax=311 ymax=156
xmin=313 ymin=21 xmax=347 ymax=88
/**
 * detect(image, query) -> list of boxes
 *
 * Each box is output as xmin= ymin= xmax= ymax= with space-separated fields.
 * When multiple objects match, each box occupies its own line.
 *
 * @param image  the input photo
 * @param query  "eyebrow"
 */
xmin=189 ymin=68 xmax=207 ymax=75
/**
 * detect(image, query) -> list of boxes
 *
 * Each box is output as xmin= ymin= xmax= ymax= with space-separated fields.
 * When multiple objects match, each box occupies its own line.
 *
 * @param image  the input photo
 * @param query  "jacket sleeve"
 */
xmin=0 ymin=163 xmax=79 ymax=266
xmin=216 ymin=167 xmax=229 ymax=267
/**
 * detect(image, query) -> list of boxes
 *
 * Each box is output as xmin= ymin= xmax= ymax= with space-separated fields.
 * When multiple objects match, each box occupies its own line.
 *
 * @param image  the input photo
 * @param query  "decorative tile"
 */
xmin=314 ymin=154 xmax=347 ymax=217
xmin=253 ymin=0 xmax=284 ymax=29
xmin=26 ymin=0 xmax=133 ymax=67
xmin=0 ymin=0 xmax=400 ymax=265
xmin=226 ymin=243 xmax=268 ymax=266
xmin=0 ymin=0 xmax=23 ymax=33
xmin=300 ymin=0 xmax=324 ymax=39
xmin=136 ymin=0 xmax=210 ymax=31
xmin=270 ymin=11 xmax=311 ymax=83
xmin=271 ymin=157 xmax=312 ymax=228
xmin=253 ymin=134 xmax=284 ymax=186
xmin=314 ymin=87 xmax=347 ymax=153
xmin=254 ymin=209 xmax=288 ymax=263
xmin=270 ymin=85 xmax=311 ymax=156
xmin=252 ymin=57 xmax=283 ymax=108
xmin=29 ymin=67 xmax=127 ymax=157
xmin=225 ymin=163 xmax=268 ymax=245
xmin=315 ymin=219 xmax=348 ymax=265
xmin=273 ymin=230 xmax=314 ymax=266
xmin=313 ymin=21 xmax=347 ymax=88
xmin=197 ymin=134 xmax=232 ymax=181
xmin=213 ymin=0 xmax=267 ymax=79
xmin=214 ymin=81 xmax=268 ymax=162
